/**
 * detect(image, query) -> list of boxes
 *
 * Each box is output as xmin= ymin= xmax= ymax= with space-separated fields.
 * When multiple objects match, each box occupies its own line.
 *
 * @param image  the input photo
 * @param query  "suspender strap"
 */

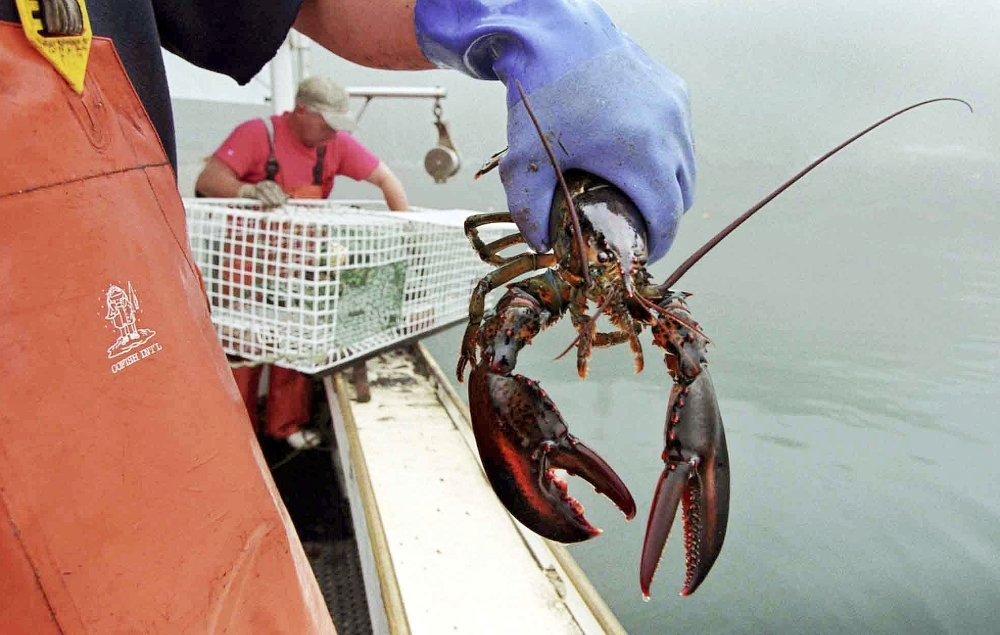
xmin=261 ymin=117 xmax=325 ymax=187
xmin=261 ymin=117 xmax=279 ymax=181
xmin=313 ymin=145 xmax=326 ymax=186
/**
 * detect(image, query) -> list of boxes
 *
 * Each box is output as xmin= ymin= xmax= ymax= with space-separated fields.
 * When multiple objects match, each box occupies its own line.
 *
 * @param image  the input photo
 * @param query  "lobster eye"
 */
xmin=597 ymin=251 xmax=611 ymax=264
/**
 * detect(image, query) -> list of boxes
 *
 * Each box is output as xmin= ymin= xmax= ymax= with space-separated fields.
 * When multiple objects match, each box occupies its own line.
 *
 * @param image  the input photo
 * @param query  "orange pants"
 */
xmin=232 ymin=364 xmax=313 ymax=439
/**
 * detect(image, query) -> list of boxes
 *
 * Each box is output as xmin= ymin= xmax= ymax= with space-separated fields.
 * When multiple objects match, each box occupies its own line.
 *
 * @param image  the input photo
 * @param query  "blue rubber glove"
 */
xmin=414 ymin=0 xmax=696 ymax=263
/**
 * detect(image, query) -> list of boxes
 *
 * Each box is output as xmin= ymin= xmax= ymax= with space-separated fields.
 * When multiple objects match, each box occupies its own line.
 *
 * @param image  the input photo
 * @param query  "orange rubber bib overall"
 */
xmin=0 ymin=23 xmax=335 ymax=634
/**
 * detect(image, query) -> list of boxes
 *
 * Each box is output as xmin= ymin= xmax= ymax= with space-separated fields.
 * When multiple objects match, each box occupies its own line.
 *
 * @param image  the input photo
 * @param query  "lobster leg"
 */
xmin=467 ymin=278 xmax=636 ymax=542
xmin=637 ymin=293 xmax=730 ymax=597
xmin=457 ymin=250 xmax=557 ymax=381
xmin=464 ymin=212 xmax=526 ymax=266
xmin=640 ymin=367 xmax=729 ymax=598
xmin=565 ymin=299 xmax=644 ymax=379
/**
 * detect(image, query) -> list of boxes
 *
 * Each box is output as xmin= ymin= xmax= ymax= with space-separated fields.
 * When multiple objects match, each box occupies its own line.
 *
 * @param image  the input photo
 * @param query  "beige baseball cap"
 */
xmin=296 ymin=77 xmax=357 ymax=132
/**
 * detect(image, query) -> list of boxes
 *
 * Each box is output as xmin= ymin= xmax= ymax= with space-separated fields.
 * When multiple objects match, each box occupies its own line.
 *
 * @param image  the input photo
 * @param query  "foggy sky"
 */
xmin=168 ymin=0 xmax=999 ymax=216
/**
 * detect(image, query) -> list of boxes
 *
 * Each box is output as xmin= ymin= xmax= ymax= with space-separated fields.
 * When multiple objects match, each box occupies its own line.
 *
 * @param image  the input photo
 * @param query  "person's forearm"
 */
xmin=195 ymin=157 xmax=245 ymax=197
xmin=381 ymin=174 xmax=409 ymax=211
xmin=365 ymin=162 xmax=409 ymax=210
xmin=294 ymin=0 xmax=435 ymax=70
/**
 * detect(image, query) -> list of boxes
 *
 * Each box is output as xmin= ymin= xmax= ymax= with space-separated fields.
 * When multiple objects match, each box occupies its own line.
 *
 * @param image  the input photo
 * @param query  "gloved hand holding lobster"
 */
xmin=415 ymin=0 xmax=696 ymax=264
xmin=413 ymin=1 xmax=963 ymax=601
xmin=415 ymin=0 xmax=716 ymax=599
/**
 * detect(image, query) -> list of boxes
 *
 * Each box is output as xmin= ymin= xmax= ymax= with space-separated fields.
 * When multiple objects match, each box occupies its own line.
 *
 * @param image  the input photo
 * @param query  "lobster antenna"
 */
xmin=515 ymin=81 xmax=591 ymax=288
xmin=635 ymin=294 xmax=712 ymax=344
xmin=659 ymin=97 xmax=973 ymax=291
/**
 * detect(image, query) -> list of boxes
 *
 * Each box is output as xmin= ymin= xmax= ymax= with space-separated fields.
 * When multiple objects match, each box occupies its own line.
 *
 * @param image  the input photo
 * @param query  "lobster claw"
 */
xmin=468 ymin=362 xmax=637 ymax=543
xmin=640 ymin=368 xmax=729 ymax=598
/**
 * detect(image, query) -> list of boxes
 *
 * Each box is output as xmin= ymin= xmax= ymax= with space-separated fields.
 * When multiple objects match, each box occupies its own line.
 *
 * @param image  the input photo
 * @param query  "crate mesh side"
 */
xmin=186 ymin=201 xmax=514 ymax=373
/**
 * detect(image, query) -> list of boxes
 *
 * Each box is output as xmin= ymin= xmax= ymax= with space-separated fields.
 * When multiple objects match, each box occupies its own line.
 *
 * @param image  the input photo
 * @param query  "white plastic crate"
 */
xmin=185 ymin=199 xmax=513 ymax=373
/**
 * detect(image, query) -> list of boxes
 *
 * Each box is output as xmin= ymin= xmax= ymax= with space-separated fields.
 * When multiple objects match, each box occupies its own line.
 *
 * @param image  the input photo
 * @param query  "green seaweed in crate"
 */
xmin=331 ymin=260 xmax=407 ymax=349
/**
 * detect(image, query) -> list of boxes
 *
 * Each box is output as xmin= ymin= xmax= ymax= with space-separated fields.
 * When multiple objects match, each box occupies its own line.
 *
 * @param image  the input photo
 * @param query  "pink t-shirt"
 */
xmin=213 ymin=113 xmax=380 ymax=198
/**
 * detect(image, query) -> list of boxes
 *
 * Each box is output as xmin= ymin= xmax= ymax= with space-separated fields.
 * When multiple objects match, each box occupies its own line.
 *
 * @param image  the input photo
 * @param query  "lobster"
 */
xmin=457 ymin=89 xmax=971 ymax=598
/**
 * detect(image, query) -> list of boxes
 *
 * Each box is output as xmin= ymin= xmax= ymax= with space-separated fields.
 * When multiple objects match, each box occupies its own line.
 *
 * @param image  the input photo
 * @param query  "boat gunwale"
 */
xmin=323 ymin=373 xmax=412 ymax=635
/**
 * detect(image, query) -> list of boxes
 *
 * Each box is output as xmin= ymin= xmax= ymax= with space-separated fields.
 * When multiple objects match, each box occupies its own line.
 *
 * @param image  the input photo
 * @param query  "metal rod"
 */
xmin=346 ymin=87 xmax=448 ymax=99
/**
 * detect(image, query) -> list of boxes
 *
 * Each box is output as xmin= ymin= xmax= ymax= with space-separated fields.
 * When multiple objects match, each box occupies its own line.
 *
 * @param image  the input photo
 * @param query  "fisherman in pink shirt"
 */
xmin=197 ymin=76 xmax=408 ymax=207
xmin=196 ymin=77 xmax=408 ymax=445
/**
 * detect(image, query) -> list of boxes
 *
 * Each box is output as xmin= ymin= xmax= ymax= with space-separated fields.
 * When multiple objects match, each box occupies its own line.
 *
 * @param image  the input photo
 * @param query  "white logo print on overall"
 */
xmin=105 ymin=282 xmax=162 ymax=373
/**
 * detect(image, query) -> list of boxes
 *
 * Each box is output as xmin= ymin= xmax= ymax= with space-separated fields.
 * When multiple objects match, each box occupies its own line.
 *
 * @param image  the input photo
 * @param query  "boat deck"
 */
xmin=261 ymin=344 xmax=624 ymax=634
xmin=258 ymin=420 xmax=375 ymax=634
xmin=324 ymin=345 xmax=625 ymax=634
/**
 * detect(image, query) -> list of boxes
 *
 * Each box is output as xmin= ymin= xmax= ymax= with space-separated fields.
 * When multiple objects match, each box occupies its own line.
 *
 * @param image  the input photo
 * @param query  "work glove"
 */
xmin=237 ymin=180 xmax=289 ymax=209
xmin=415 ymin=0 xmax=695 ymax=263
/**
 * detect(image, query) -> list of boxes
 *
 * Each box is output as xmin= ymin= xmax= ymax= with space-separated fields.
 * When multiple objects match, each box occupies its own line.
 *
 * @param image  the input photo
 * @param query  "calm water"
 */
xmin=171 ymin=1 xmax=999 ymax=631
xmin=420 ymin=156 xmax=1000 ymax=634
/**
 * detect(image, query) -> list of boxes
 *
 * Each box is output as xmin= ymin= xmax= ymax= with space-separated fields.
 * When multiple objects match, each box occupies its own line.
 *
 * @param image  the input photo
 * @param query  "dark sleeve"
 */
xmin=154 ymin=0 xmax=305 ymax=84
